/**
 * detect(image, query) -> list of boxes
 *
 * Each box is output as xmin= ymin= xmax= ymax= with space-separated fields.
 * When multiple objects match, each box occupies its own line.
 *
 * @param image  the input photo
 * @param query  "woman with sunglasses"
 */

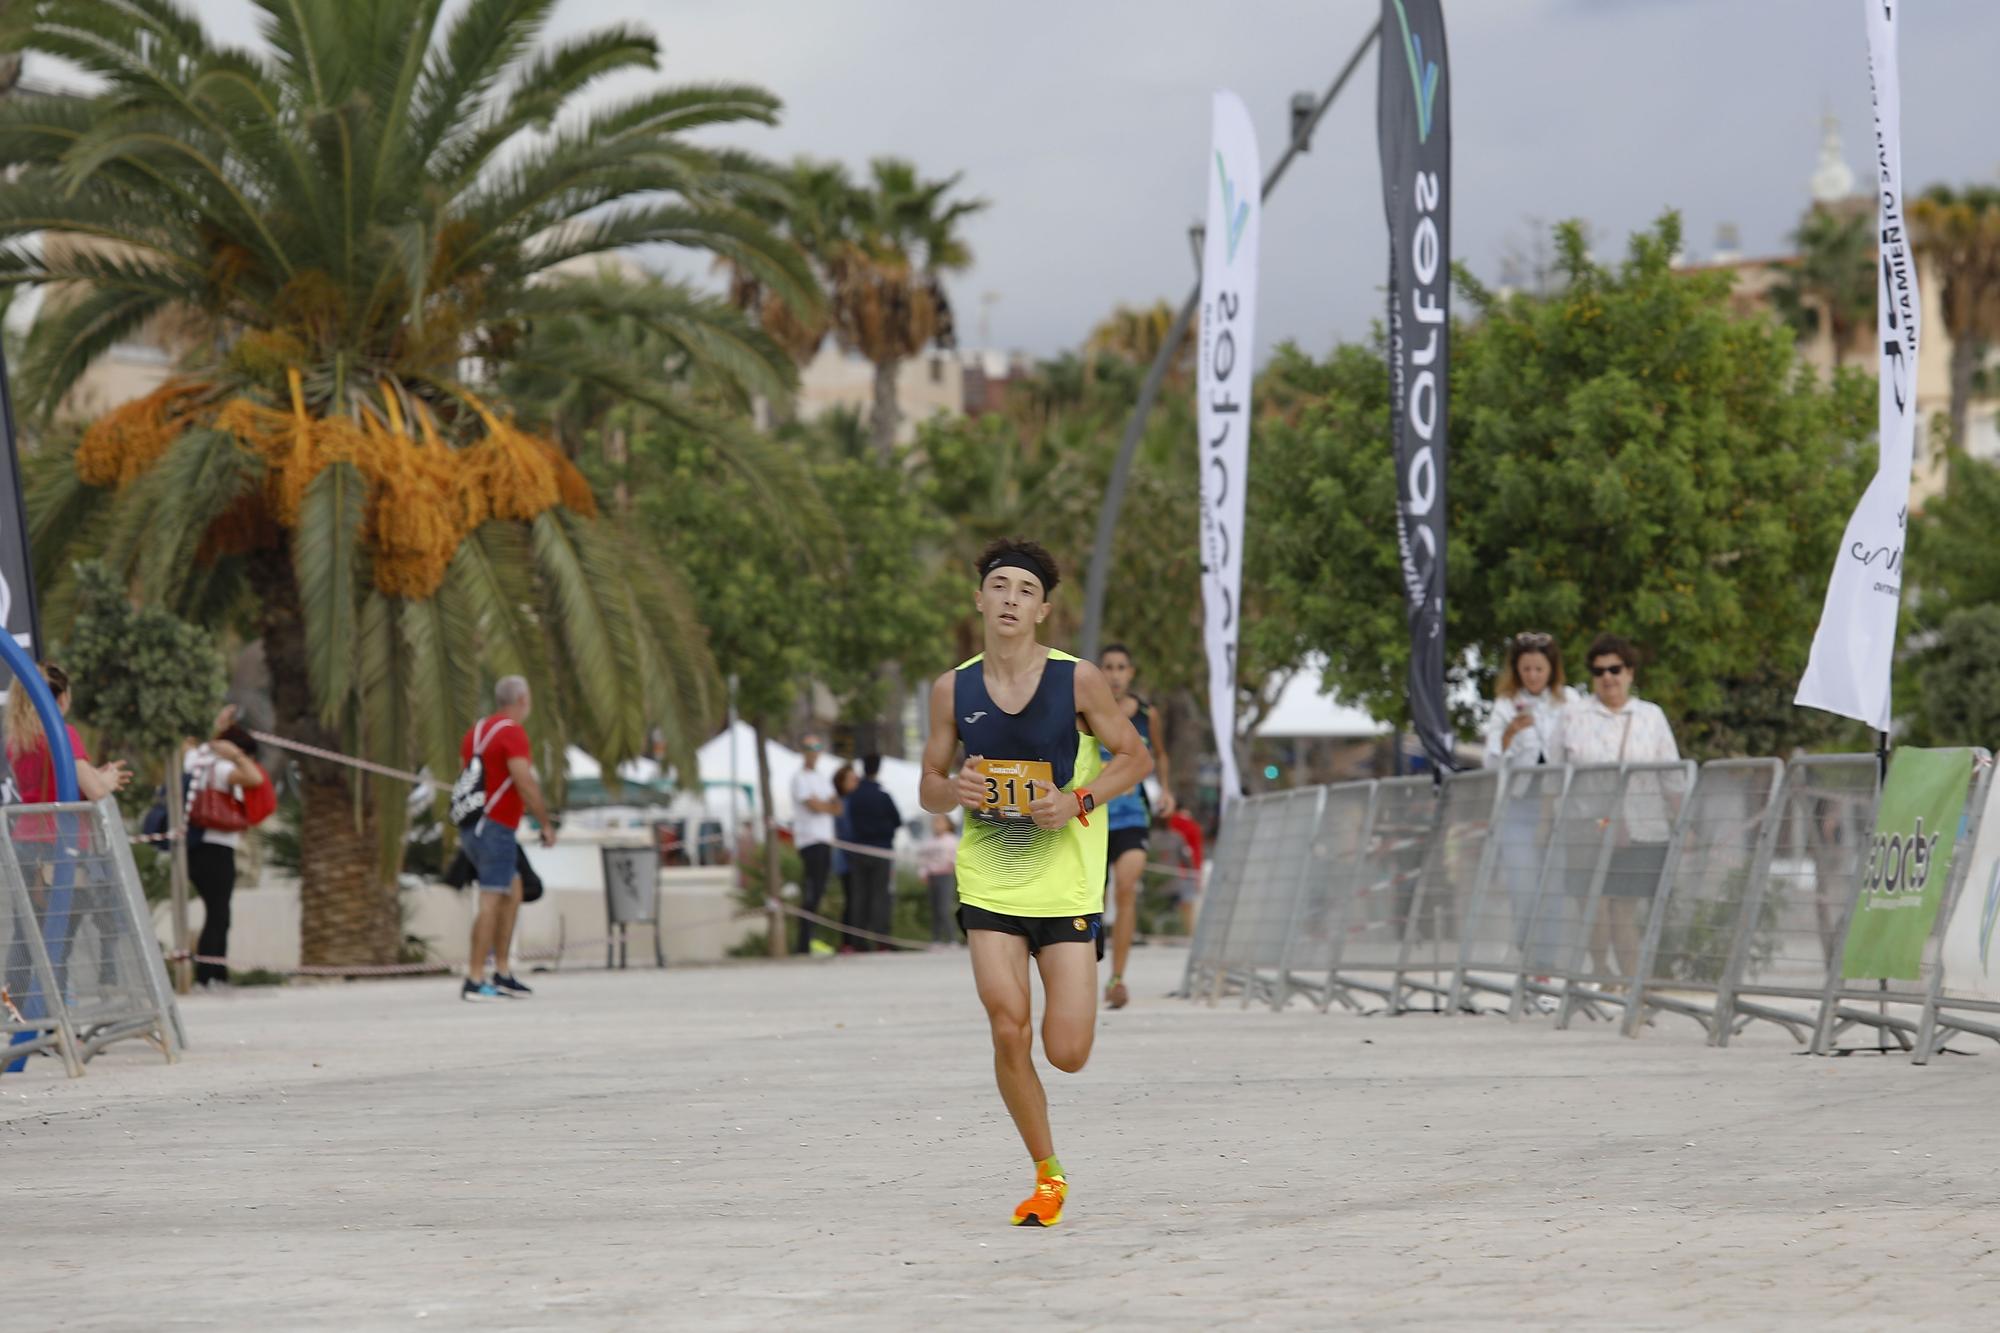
xmin=1484 ymin=632 xmax=1571 ymax=980
xmin=1558 ymin=633 xmax=1681 ymax=983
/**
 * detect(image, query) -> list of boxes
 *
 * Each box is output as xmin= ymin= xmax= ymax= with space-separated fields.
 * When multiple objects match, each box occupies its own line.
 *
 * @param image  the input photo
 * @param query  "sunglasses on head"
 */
xmin=1589 ymin=662 xmax=1627 ymax=678
xmin=1512 ymin=631 xmax=1553 ymax=649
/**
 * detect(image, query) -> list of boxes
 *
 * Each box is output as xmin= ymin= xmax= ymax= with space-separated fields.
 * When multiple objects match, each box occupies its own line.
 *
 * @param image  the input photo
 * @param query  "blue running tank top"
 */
xmin=1102 ymin=698 xmax=1152 ymax=832
xmin=953 ymin=649 xmax=1107 ymax=917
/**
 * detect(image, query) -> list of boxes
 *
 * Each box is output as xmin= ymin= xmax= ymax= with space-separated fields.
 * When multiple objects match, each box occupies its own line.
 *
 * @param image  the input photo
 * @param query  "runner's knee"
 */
xmin=986 ymin=1008 xmax=1032 ymax=1060
xmin=1043 ymin=1029 xmax=1092 ymax=1074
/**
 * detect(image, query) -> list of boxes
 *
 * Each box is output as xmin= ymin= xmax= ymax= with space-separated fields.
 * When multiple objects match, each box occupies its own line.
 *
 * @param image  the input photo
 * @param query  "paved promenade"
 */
xmin=7 ymin=944 xmax=1998 ymax=1331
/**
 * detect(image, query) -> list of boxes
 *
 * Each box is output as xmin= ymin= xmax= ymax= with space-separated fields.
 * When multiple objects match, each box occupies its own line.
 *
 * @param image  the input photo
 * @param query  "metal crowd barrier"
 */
xmin=1180 ymin=751 xmax=2000 ymax=1066
xmin=1913 ymin=760 xmax=2000 ymax=1063
xmin=2 ymin=800 xmax=183 ymax=1077
xmin=1806 ymin=749 xmax=1992 ymax=1056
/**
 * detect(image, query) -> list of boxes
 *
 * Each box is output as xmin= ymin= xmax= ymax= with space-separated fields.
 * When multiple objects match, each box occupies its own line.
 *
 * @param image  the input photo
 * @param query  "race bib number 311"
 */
xmin=972 ymin=759 xmax=1056 ymax=820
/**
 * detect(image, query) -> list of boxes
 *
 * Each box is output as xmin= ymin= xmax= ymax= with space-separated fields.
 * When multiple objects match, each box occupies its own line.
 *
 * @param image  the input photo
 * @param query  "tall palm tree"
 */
xmin=830 ymin=159 xmax=986 ymax=457
xmin=1910 ymin=185 xmax=2000 ymax=459
xmin=1769 ymin=204 xmax=1874 ymax=371
xmin=4 ymin=0 xmax=819 ymax=965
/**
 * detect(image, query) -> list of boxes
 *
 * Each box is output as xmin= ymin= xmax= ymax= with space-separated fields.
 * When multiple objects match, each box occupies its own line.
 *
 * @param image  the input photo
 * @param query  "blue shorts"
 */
xmin=463 ymin=820 xmax=520 ymax=892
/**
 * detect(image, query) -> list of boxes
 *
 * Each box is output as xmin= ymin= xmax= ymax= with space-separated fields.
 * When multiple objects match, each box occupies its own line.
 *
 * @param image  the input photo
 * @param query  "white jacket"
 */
xmin=1483 ymin=687 xmax=1571 ymax=770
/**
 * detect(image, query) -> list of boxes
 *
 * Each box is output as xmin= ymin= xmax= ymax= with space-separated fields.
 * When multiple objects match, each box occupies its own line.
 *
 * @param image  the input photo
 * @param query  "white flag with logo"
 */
xmin=1199 ymin=91 xmax=1259 ymax=800
xmin=1796 ymin=1 xmax=1919 ymax=731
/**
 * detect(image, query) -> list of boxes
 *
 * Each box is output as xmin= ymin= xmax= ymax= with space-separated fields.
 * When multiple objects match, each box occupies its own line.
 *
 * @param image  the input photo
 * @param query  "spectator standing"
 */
xmin=183 ymin=704 xmax=269 ymax=987
xmin=917 ymin=813 xmax=960 ymax=946
xmin=789 ymin=735 xmax=842 ymax=954
xmin=1482 ymin=632 xmax=1572 ymax=975
xmin=831 ymin=765 xmax=859 ymax=951
xmin=1558 ymin=633 xmax=1681 ymax=982
xmin=1165 ymin=808 xmax=1205 ymax=937
xmin=3 ymin=662 xmax=131 ymax=998
xmin=457 ymin=676 xmax=556 ymax=1002
xmin=5 ymin=662 xmax=131 ymax=808
xmin=845 ymin=754 xmax=903 ymax=952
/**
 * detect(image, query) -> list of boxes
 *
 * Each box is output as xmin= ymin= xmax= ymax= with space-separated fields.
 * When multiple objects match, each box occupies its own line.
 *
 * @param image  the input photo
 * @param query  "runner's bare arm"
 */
xmin=1074 ymin=661 xmax=1152 ymax=806
xmin=921 ymin=672 xmax=983 ymax=813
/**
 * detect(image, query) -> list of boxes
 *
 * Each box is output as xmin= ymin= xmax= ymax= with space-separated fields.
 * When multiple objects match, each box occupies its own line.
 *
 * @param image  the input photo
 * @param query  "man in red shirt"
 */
xmin=460 ymin=677 xmax=555 ymax=1002
xmin=1166 ymin=808 xmax=1205 ymax=937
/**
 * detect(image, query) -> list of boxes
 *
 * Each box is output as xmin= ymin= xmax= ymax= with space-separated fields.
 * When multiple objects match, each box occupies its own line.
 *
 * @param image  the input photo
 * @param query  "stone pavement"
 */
xmin=6 ymin=944 xmax=1998 ymax=1331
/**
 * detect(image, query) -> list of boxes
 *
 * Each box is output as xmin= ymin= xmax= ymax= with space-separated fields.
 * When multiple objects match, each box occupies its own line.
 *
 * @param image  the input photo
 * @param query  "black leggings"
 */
xmin=188 ymin=841 xmax=236 ymax=985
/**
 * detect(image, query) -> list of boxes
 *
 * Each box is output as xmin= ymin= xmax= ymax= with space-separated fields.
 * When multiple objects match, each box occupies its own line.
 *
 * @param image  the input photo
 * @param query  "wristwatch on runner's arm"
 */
xmin=1075 ymin=788 xmax=1095 ymax=825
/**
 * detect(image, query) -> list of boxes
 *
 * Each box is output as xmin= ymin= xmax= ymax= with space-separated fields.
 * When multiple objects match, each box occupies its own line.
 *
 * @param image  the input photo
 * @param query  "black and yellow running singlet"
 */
xmin=953 ymin=650 xmax=1107 ymax=917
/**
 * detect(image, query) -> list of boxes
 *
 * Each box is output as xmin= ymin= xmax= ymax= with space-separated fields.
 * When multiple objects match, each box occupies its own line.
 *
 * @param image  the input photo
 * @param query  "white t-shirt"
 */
xmin=791 ymin=765 xmax=836 ymax=848
xmin=184 ymin=744 xmax=244 ymax=852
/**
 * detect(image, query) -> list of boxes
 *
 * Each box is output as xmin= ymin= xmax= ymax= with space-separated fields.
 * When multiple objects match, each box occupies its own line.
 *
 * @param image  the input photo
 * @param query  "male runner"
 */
xmin=1095 ymin=644 xmax=1174 ymax=1010
xmin=919 ymin=539 xmax=1153 ymax=1227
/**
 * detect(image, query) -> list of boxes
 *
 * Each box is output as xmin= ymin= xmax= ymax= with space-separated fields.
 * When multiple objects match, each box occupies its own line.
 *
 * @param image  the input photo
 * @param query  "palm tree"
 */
xmin=5 ymin=0 xmax=818 ymax=965
xmin=1769 ymin=204 xmax=1874 ymax=370
xmin=1085 ymin=301 xmax=1195 ymax=381
xmin=829 ymin=159 xmax=986 ymax=457
xmin=1910 ymin=185 xmax=2000 ymax=458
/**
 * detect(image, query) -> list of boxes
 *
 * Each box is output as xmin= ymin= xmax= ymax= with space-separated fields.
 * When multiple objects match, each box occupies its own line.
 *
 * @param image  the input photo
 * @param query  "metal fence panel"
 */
xmin=0 ymin=800 xmax=180 ymax=1076
xmin=1206 ymin=789 xmax=1322 ymax=1004
xmin=1393 ymin=769 xmax=1500 ymax=1012
xmin=1914 ymin=760 xmax=2000 ymax=1063
xmin=1523 ymin=763 xmax=1695 ymax=1029
xmin=1326 ymin=777 xmax=1440 ymax=1009
xmin=1222 ymin=788 xmax=1328 ymax=1008
xmin=1712 ymin=754 xmax=1878 ymax=1046
xmin=1271 ymin=781 xmax=1377 ymax=1010
xmin=1622 ymin=759 xmax=1785 ymax=1039
xmin=1809 ymin=748 xmax=1991 ymax=1055
xmin=1449 ymin=765 xmax=1570 ymax=1015
xmin=1183 ymin=792 xmax=1272 ymax=998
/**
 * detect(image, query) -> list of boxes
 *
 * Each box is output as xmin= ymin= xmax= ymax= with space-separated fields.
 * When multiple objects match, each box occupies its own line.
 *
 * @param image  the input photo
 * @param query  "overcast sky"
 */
xmin=38 ymin=0 xmax=2000 ymax=362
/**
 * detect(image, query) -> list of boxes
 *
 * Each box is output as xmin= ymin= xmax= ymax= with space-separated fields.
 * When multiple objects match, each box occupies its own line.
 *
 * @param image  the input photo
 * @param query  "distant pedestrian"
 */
xmin=1558 ymin=633 xmax=1681 ymax=982
xmin=845 ymin=755 xmax=903 ymax=952
xmin=917 ymin=813 xmax=960 ymax=945
xmin=184 ymin=704 xmax=271 ymax=988
xmin=455 ymin=676 xmax=556 ymax=1003
xmin=789 ymin=735 xmax=843 ymax=954
xmin=831 ymin=765 xmax=859 ymax=951
xmin=1483 ymin=632 xmax=1572 ymax=973
xmin=1165 ymin=808 xmax=1205 ymax=936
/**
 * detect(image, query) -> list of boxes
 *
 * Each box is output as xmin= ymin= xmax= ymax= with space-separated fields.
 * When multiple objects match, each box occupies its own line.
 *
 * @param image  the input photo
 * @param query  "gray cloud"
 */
xmin=94 ymin=1 xmax=2000 ymax=361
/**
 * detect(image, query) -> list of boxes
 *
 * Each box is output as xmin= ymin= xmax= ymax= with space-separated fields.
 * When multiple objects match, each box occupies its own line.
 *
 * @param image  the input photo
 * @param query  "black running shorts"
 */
xmin=958 ymin=903 xmax=1105 ymax=960
xmin=1106 ymin=825 xmax=1149 ymax=863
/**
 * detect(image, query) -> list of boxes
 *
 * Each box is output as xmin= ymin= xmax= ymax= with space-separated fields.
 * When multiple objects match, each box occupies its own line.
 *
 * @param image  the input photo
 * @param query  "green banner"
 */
xmin=1843 ymin=747 xmax=1975 ymax=981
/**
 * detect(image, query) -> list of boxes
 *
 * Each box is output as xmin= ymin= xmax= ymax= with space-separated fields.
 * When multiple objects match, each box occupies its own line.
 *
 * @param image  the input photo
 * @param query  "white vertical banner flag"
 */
xmin=1198 ymin=91 xmax=1259 ymax=801
xmin=1796 ymin=0 xmax=1919 ymax=730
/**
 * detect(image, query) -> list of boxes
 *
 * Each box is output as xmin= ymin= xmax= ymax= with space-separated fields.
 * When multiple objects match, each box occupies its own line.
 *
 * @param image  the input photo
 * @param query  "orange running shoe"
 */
xmin=1011 ymin=1173 xmax=1067 ymax=1228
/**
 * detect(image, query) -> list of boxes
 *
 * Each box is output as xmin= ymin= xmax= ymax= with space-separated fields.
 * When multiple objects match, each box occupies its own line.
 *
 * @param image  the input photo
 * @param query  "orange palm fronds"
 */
xmin=84 ymin=370 xmax=594 ymax=601
xmin=75 ymin=381 xmax=211 ymax=486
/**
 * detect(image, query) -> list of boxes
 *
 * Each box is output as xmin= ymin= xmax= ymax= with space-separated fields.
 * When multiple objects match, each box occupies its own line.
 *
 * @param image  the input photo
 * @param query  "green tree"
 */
xmin=1911 ymin=605 xmax=2000 ymax=748
xmin=806 ymin=412 xmax=959 ymax=744
xmin=61 ymin=561 xmax=225 ymax=775
xmin=1258 ymin=214 xmax=1875 ymax=758
xmin=1910 ymin=185 xmax=2000 ymax=459
xmin=6 ymin=0 xmax=816 ymax=964
xmin=634 ymin=429 xmax=823 ymax=955
xmin=1770 ymin=204 xmax=1875 ymax=370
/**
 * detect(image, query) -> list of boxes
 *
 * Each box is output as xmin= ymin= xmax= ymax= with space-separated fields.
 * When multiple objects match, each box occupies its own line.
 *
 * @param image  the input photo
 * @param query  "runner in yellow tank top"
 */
xmin=920 ymin=539 xmax=1153 ymax=1228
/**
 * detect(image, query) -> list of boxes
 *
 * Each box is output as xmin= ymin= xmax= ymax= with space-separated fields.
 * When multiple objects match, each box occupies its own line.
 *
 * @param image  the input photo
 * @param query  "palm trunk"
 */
xmin=752 ymin=718 xmax=785 ymax=959
xmin=869 ymin=356 xmax=900 ymax=459
xmin=1948 ymin=334 xmax=1976 ymax=465
xmin=250 ymin=552 xmax=396 ymax=967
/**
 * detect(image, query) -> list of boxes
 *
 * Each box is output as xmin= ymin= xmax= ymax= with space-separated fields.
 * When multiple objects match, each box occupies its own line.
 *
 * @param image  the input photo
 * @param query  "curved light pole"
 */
xmin=1079 ymin=19 xmax=1382 ymax=659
